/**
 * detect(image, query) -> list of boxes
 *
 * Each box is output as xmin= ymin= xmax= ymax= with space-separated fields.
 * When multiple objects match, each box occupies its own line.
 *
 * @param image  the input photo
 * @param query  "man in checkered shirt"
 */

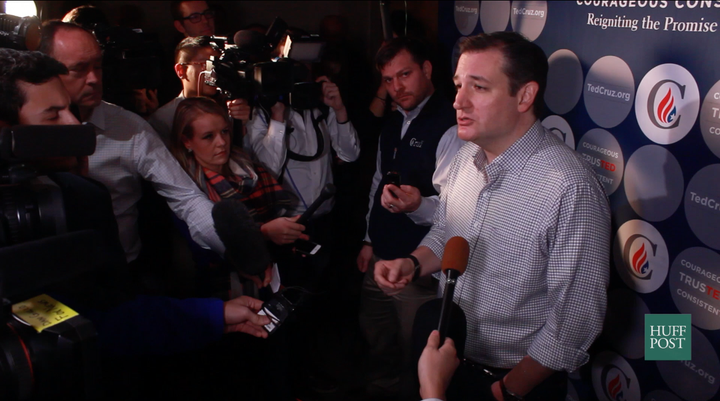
xmin=377 ymin=32 xmax=611 ymax=401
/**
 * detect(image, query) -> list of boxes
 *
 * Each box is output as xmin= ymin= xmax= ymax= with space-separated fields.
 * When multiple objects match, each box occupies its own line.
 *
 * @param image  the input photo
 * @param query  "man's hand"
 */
xmin=317 ymin=75 xmax=344 ymax=111
xmin=223 ymin=295 xmax=271 ymax=337
xmin=381 ymin=184 xmax=422 ymax=213
xmin=418 ymin=330 xmax=460 ymax=400
xmin=270 ymin=101 xmax=285 ymax=123
xmin=227 ymin=98 xmax=251 ymax=122
xmin=260 ymin=215 xmax=309 ymax=245
xmin=374 ymin=257 xmax=415 ymax=295
xmin=357 ymin=243 xmax=373 ymax=273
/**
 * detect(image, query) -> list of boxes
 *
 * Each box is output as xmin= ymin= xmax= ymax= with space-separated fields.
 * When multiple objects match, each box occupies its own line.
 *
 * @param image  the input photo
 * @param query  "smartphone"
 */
xmin=385 ymin=170 xmax=401 ymax=187
xmin=294 ymin=239 xmax=321 ymax=256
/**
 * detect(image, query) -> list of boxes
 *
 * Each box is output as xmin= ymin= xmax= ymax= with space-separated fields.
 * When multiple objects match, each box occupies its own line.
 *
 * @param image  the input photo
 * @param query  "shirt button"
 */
xmin=406 ymin=121 xmax=411 ymax=125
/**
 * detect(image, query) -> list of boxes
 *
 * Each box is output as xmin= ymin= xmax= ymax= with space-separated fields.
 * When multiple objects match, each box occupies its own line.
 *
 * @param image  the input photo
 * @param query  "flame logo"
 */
xmin=607 ymin=373 xmax=624 ymax=400
xmin=632 ymin=242 xmax=650 ymax=276
xmin=656 ymin=87 xmax=677 ymax=125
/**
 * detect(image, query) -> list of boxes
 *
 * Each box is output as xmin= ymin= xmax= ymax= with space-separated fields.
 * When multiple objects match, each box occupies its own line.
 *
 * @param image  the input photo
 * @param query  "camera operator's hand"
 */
xmin=317 ymin=76 xmax=348 ymax=123
xmin=381 ymin=184 xmax=422 ymax=213
xmin=260 ymin=215 xmax=309 ymax=245
xmin=223 ymin=295 xmax=271 ymax=337
xmin=270 ymin=101 xmax=285 ymax=123
xmin=227 ymin=98 xmax=251 ymax=122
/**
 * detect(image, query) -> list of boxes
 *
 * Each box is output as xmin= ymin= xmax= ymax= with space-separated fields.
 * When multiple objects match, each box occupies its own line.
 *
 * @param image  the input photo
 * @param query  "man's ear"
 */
xmin=422 ymin=60 xmax=433 ymax=80
xmin=517 ymin=81 xmax=539 ymax=114
xmin=174 ymin=20 xmax=186 ymax=35
xmin=174 ymin=63 xmax=186 ymax=80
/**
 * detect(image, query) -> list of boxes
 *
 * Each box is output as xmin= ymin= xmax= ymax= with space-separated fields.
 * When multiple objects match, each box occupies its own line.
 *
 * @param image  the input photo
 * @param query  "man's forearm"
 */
xmin=495 ymin=355 xmax=557 ymax=398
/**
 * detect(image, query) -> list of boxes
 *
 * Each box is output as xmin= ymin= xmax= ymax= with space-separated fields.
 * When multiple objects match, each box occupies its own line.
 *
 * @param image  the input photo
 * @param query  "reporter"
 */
xmin=170 ymin=96 xmax=307 ymax=247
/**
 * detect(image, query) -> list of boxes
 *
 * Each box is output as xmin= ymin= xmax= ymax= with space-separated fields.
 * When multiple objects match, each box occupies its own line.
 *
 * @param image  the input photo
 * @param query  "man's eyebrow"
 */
xmin=453 ymin=74 xmax=490 ymax=83
xmin=42 ymin=105 xmax=66 ymax=114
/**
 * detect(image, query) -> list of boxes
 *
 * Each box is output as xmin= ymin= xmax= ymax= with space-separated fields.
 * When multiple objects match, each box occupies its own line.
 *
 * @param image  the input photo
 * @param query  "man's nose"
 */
xmin=453 ymin=87 xmax=468 ymax=110
xmin=60 ymin=110 xmax=80 ymax=125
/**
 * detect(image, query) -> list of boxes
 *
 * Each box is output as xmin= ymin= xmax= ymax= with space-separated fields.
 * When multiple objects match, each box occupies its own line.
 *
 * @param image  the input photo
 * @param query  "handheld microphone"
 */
xmin=295 ymin=183 xmax=336 ymax=226
xmin=437 ymin=236 xmax=469 ymax=343
xmin=212 ymin=199 xmax=271 ymax=277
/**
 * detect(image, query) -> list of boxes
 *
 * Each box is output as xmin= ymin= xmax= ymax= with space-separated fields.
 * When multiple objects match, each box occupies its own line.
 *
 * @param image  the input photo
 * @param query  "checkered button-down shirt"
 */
xmin=421 ymin=121 xmax=611 ymax=372
xmin=87 ymin=101 xmax=224 ymax=262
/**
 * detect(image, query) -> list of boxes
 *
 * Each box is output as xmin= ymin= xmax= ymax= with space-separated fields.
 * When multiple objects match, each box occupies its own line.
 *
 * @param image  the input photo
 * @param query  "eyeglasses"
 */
xmin=179 ymin=9 xmax=215 ymax=24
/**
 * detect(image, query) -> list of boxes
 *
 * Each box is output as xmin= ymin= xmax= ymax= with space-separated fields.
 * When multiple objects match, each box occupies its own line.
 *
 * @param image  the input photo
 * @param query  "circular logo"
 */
xmin=480 ymin=0 xmax=510 ymax=34
xmin=454 ymin=1 xmax=480 ymax=35
xmin=613 ymin=219 xmax=669 ymax=294
xmin=546 ymin=49 xmax=584 ymax=115
xmin=592 ymin=351 xmax=641 ymax=401
xmin=643 ymin=390 xmax=683 ymax=401
xmin=700 ymin=81 xmax=720 ymax=159
xmin=624 ymin=145 xmax=684 ymax=222
xmin=542 ymin=115 xmax=575 ymax=149
xmin=509 ymin=1 xmax=547 ymax=41
xmin=603 ymin=289 xmax=650 ymax=359
xmin=576 ymin=128 xmax=624 ymax=195
xmin=685 ymin=164 xmax=720 ymax=250
xmin=635 ymin=64 xmax=700 ymax=145
xmin=584 ymin=56 xmax=636 ymax=129
xmin=669 ymin=247 xmax=720 ymax=330
xmin=657 ymin=327 xmax=720 ymax=401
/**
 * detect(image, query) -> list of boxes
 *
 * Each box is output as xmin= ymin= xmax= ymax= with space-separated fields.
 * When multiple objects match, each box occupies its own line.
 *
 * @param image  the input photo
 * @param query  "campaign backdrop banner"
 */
xmin=439 ymin=2 xmax=720 ymax=400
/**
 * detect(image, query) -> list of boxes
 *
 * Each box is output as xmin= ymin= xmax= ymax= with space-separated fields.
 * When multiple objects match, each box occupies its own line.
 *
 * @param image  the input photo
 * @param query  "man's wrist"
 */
xmin=499 ymin=378 xmax=524 ymax=401
xmin=407 ymin=254 xmax=421 ymax=282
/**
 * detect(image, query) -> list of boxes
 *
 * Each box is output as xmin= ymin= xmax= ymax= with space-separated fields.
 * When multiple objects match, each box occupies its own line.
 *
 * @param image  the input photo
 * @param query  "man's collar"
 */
xmin=84 ymin=101 xmax=106 ymax=131
xmin=398 ymin=94 xmax=432 ymax=120
xmin=484 ymin=120 xmax=544 ymax=177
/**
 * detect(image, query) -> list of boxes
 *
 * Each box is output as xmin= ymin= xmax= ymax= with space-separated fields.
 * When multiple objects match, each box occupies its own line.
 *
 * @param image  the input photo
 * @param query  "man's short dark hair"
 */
xmin=174 ymin=35 xmax=219 ymax=64
xmin=0 ymin=49 xmax=69 ymax=125
xmin=375 ymin=37 xmax=430 ymax=71
xmin=459 ymin=32 xmax=548 ymax=117
xmin=37 ymin=20 xmax=97 ymax=56
xmin=171 ymin=1 xmax=209 ymax=21
xmin=62 ymin=5 xmax=109 ymax=30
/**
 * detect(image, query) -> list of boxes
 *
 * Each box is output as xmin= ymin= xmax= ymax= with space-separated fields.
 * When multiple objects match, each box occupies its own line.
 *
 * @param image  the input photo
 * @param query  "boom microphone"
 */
xmin=212 ymin=199 xmax=271 ymax=277
xmin=437 ymin=236 xmax=469 ymax=342
xmin=295 ymin=183 xmax=336 ymax=226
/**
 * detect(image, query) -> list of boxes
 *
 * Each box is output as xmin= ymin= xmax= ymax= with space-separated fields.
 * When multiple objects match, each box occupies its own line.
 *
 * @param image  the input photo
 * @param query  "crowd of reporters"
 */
xmin=0 ymin=2 xmax=460 ymax=400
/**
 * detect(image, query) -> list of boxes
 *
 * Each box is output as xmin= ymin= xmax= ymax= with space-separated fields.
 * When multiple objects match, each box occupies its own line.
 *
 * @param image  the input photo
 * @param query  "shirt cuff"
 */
xmin=268 ymin=118 xmax=286 ymax=138
xmin=406 ymin=196 xmax=436 ymax=226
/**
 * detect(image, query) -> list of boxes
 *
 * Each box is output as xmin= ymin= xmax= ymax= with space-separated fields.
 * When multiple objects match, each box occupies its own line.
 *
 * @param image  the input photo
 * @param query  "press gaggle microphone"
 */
xmin=212 ymin=199 xmax=271 ymax=277
xmin=296 ymin=183 xmax=336 ymax=226
xmin=437 ymin=236 xmax=469 ymax=342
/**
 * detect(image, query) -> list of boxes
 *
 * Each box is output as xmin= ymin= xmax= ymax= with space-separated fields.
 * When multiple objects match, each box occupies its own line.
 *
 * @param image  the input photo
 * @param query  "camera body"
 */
xmin=0 ymin=125 xmax=103 ymax=400
xmin=203 ymin=18 xmax=326 ymax=110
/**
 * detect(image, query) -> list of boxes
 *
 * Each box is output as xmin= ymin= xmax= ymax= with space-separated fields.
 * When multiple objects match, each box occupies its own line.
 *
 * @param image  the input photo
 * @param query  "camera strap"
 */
xmin=285 ymin=109 xmax=326 ymax=162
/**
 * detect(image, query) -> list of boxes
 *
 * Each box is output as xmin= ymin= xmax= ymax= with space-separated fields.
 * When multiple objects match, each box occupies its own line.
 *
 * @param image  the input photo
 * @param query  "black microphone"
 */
xmin=437 ymin=236 xmax=469 ymax=343
xmin=212 ymin=199 xmax=271 ymax=277
xmin=295 ymin=183 xmax=336 ymax=226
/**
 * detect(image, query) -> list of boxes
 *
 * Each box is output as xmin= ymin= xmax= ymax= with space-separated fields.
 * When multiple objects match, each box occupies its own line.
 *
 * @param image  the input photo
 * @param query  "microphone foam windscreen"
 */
xmin=212 ymin=199 xmax=271 ymax=276
xmin=441 ymin=236 xmax=469 ymax=275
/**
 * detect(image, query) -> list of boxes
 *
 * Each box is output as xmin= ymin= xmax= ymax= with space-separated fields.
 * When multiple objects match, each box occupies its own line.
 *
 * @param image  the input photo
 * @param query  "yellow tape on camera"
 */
xmin=12 ymin=294 xmax=78 ymax=333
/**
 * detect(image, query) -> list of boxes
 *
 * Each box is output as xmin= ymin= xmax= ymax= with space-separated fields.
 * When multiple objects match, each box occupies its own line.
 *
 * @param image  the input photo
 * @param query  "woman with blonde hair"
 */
xmin=170 ymin=97 xmax=307 ymax=293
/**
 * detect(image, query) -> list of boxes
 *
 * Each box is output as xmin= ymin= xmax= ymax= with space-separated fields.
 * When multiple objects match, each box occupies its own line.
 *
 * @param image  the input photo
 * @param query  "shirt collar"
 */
xmin=482 ymin=120 xmax=544 ymax=178
xmin=85 ymin=101 xmax=106 ymax=131
xmin=398 ymin=94 xmax=432 ymax=121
